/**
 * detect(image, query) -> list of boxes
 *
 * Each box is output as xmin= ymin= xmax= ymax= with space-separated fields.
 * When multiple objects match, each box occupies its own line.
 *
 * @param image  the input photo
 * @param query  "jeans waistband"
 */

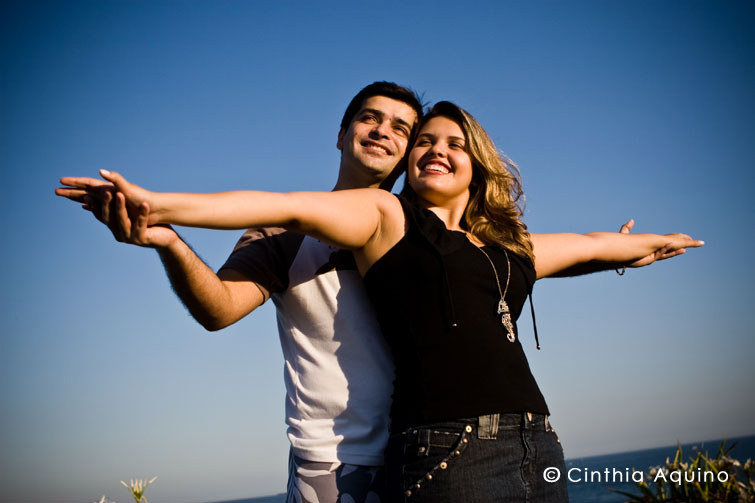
xmin=393 ymin=412 xmax=552 ymax=440
xmin=476 ymin=412 xmax=551 ymax=439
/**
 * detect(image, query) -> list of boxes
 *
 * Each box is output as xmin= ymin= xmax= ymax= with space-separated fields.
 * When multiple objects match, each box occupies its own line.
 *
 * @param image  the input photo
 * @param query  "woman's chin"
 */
xmin=412 ymin=185 xmax=469 ymax=208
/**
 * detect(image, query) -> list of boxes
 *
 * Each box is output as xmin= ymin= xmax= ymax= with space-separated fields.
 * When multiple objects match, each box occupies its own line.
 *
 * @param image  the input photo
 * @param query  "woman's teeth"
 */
xmin=423 ymin=163 xmax=450 ymax=174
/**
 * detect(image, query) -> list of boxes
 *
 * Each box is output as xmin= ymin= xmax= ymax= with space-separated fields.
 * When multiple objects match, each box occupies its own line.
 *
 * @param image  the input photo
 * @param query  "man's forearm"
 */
xmin=156 ymin=236 xmax=240 ymax=331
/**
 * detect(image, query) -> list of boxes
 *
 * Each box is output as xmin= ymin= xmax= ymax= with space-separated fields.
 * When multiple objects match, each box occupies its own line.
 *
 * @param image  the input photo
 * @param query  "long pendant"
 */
xmin=497 ymin=298 xmax=516 ymax=343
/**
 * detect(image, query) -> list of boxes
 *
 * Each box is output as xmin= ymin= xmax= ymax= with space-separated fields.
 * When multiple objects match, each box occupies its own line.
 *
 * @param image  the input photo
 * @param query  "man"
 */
xmin=77 ymin=82 xmax=423 ymax=502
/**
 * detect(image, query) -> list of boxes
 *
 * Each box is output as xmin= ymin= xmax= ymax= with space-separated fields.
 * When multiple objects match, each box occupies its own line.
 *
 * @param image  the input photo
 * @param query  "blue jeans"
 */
xmin=386 ymin=413 xmax=569 ymax=502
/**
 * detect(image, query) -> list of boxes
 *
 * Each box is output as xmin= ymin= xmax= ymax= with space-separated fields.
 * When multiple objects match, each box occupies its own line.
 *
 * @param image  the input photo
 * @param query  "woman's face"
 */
xmin=408 ymin=116 xmax=474 ymax=206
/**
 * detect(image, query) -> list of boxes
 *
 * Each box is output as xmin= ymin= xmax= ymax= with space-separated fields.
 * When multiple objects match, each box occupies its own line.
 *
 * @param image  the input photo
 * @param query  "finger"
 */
xmin=115 ymin=192 xmax=132 ymax=240
xmin=59 ymin=177 xmax=114 ymax=189
xmin=619 ymin=219 xmax=635 ymax=234
xmin=134 ymin=202 xmax=150 ymax=245
xmin=101 ymin=190 xmax=112 ymax=225
xmin=673 ymin=238 xmax=704 ymax=249
xmin=55 ymin=188 xmax=90 ymax=202
xmin=660 ymin=249 xmax=686 ymax=260
xmin=83 ymin=195 xmax=103 ymax=221
xmin=99 ymin=169 xmax=131 ymax=192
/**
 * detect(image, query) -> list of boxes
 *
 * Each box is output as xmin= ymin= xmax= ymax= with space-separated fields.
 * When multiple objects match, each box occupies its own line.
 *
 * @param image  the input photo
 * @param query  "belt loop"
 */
xmin=545 ymin=415 xmax=551 ymax=432
xmin=418 ymin=429 xmax=430 ymax=456
xmin=478 ymin=413 xmax=499 ymax=440
xmin=523 ymin=412 xmax=533 ymax=430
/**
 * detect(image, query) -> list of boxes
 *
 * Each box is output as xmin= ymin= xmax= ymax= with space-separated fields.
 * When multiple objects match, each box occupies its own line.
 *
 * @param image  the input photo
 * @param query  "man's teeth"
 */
xmin=366 ymin=144 xmax=388 ymax=154
xmin=423 ymin=164 xmax=450 ymax=174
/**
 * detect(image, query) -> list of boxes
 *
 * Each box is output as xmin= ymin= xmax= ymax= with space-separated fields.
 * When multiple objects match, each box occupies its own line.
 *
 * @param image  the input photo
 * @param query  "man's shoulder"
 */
xmin=232 ymin=226 xmax=294 ymax=252
xmin=220 ymin=228 xmax=306 ymax=294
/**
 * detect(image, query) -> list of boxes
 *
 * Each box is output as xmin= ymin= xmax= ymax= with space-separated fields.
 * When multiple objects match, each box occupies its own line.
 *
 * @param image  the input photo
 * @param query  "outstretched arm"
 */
xmin=543 ymin=219 xmax=688 ymax=277
xmin=530 ymin=229 xmax=704 ymax=279
xmin=57 ymin=181 xmax=268 ymax=331
xmin=56 ymin=170 xmax=404 ymax=271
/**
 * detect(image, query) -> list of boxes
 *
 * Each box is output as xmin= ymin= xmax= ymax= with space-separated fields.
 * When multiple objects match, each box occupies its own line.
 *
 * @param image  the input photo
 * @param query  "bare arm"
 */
xmin=56 ymin=170 xmax=405 ymax=273
xmin=530 ymin=230 xmax=704 ymax=279
xmin=158 ymin=235 xmax=267 ymax=331
xmin=542 ymin=219 xmax=688 ymax=277
xmin=58 ymin=181 xmax=267 ymax=331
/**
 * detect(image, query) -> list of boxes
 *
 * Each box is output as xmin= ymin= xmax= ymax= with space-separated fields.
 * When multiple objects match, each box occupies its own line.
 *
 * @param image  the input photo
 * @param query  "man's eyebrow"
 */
xmin=359 ymin=108 xmax=413 ymax=129
xmin=359 ymin=108 xmax=384 ymax=118
xmin=393 ymin=117 xmax=413 ymax=129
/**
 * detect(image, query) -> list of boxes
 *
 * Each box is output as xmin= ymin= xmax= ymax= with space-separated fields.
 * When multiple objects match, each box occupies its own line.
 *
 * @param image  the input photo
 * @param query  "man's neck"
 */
xmin=332 ymin=166 xmax=384 ymax=191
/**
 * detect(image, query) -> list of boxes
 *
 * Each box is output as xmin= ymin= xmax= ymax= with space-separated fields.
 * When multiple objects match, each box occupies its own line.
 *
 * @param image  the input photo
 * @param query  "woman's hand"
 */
xmin=622 ymin=219 xmax=689 ymax=268
xmin=57 ymin=169 xmax=159 ymax=223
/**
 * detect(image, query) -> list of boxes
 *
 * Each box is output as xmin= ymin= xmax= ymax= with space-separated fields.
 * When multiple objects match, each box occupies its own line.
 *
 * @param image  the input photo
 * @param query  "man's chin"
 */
xmin=357 ymin=158 xmax=397 ymax=177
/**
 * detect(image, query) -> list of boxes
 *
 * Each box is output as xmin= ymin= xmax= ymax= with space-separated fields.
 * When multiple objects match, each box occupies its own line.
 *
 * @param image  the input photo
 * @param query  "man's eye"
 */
xmin=416 ymin=139 xmax=431 ymax=146
xmin=394 ymin=126 xmax=409 ymax=136
xmin=361 ymin=114 xmax=377 ymax=122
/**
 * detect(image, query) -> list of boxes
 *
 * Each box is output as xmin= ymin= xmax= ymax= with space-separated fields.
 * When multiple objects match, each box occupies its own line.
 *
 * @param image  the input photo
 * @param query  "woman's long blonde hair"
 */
xmin=403 ymin=101 xmax=534 ymax=261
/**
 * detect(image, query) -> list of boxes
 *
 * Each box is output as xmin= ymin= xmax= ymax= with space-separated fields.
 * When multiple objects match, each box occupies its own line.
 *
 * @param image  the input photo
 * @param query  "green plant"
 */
xmin=615 ymin=440 xmax=754 ymax=502
xmin=120 ymin=476 xmax=158 ymax=503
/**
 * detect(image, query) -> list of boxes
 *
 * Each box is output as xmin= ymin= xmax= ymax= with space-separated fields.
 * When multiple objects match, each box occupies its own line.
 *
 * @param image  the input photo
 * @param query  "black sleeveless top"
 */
xmin=364 ymin=196 xmax=549 ymax=426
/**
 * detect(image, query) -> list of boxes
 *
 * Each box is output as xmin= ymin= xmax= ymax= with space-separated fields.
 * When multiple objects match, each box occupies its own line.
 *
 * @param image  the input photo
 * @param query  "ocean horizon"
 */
xmin=206 ymin=435 xmax=755 ymax=503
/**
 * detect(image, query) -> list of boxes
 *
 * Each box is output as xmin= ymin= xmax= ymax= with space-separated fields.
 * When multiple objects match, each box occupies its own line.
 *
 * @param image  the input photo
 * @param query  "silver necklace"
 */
xmin=475 ymin=245 xmax=516 ymax=343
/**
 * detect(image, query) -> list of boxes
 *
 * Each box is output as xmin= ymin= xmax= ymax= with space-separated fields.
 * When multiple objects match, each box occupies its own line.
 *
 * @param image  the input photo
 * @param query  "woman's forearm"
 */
xmin=152 ymin=190 xmax=299 ymax=230
xmin=147 ymin=186 xmax=392 ymax=252
xmin=582 ymin=232 xmax=703 ymax=263
xmin=531 ymin=231 xmax=703 ymax=279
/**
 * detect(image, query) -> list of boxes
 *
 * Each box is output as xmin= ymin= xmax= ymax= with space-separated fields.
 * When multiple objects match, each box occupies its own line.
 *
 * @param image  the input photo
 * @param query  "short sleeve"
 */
xmin=219 ymin=227 xmax=304 ymax=294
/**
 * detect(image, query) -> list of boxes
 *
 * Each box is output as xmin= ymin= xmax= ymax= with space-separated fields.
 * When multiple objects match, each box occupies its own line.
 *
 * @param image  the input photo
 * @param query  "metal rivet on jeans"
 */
xmin=418 ymin=446 xmax=426 ymax=453
xmin=465 ymin=425 xmax=473 ymax=433
xmin=426 ymin=474 xmax=433 ymax=480
xmin=416 ymin=483 xmax=421 ymax=489
xmin=440 ymin=462 xmax=448 ymax=469
xmin=462 ymin=438 xmax=468 ymax=444
xmin=454 ymin=450 xmax=461 ymax=456
xmin=405 ymin=490 xmax=412 ymax=497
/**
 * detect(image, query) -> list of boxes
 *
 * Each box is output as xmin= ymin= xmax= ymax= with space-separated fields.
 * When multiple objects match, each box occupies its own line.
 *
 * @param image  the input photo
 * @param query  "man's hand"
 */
xmin=98 ymin=191 xmax=179 ymax=248
xmin=622 ymin=219 xmax=688 ymax=268
xmin=56 ymin=171 xmax=177 ymax=248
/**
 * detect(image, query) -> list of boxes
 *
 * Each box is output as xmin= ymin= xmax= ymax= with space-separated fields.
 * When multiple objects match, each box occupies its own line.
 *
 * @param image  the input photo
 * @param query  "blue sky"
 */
xmin=1 ymin=1 xmax=753 ymax=502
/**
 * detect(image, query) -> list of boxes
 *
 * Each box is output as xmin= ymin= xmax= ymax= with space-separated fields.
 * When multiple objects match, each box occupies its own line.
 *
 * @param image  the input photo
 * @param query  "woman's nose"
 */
xmin=429 ymin=143 xmax=446 ymax=157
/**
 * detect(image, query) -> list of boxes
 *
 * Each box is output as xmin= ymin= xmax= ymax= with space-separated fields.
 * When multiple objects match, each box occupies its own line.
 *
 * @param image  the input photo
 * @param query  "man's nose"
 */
xmin=370 ymin=120 xmax=391 ymax=138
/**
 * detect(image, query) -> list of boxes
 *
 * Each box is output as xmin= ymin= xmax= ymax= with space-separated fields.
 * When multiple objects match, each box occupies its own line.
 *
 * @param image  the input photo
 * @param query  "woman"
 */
xmin=57 ymin=101 xmax=702 ymax=502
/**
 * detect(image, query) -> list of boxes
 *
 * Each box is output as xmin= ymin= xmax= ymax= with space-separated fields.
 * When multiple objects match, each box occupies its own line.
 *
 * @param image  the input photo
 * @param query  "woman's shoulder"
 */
xmin=486 ymin=241 xmax=536 ymax=276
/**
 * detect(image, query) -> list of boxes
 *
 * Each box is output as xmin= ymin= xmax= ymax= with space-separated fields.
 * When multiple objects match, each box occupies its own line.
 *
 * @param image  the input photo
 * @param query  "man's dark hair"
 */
xmin=339 ymin=81 xmax=424 ymax=132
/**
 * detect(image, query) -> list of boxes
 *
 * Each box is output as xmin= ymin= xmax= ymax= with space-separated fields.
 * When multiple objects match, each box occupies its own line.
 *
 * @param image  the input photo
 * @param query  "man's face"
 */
xmin=337 ymin=96 xmax=418 ymax=178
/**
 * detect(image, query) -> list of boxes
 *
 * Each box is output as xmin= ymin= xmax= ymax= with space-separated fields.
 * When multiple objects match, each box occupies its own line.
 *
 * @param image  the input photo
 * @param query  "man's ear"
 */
xmin=336 ymin=128 xmax=345 ymax=151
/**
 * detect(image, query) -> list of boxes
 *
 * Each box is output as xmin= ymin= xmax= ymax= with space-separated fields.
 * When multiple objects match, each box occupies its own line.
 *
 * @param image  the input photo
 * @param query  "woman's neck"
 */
xmin=417 ymin=194 xmax=469 ymax=232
